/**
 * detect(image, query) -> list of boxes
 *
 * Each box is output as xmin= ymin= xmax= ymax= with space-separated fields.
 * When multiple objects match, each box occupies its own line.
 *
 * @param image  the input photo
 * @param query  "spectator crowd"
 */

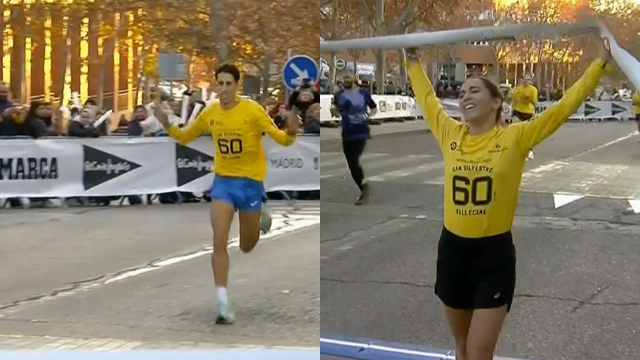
xmin=0 ymin=78 xmax=320 ymax=209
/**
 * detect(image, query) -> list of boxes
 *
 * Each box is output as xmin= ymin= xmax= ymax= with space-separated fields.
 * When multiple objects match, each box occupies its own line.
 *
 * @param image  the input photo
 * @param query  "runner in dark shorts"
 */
xmin=511 ymin=109 xmax=534 ymax=121
xmin=511 ymin=110 xmax=536 ymax=160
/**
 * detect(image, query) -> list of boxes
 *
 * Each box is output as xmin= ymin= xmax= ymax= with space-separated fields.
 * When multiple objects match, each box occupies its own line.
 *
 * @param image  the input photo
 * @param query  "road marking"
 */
xmin=523 ymin=131 xmax=637 ymax=178
xmin=106 ymin=216 xmax=320 ymax=285
xmin=628 ymin=200 xmax=640 ymax=214
xmin=522 ymin=161 xmax=570 ymax=180
xmin=324 ymin=155 xmax=437 ymax=179
xmin=553 ymin=193 xmax=585 ymax=209
xmin=369 ymin=161 xmax=443 ymax=182
xmin=569 ymin=130 xmax=638 ymax=158
xmin=0 ymin=208 xmax=320 ymax=314
xmin=321 ymin=152 xmax=387 ymax=167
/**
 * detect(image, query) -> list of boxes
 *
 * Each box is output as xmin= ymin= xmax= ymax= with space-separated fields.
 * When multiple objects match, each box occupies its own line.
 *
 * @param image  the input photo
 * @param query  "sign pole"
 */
xmin=285 ymin=48 xmax=293 ymax=102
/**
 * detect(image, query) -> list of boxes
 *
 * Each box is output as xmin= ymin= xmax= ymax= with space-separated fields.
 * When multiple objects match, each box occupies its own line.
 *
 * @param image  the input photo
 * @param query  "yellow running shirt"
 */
xmin=166 ymin=98 xmax=296 ymax=182
xmin=633 ymin=93 xmax=640 ymax=114
xmin=509 ymin=84 xmax=538 ymax=115
xmin=408 ymin=60 xmax=610 ymax=238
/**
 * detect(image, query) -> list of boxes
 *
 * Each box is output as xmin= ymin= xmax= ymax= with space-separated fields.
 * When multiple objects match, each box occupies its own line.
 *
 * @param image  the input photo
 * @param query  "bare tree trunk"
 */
xmin=259 ymin=55 xmax=272 ymax=101
xmin=58 ymin=34 xmax=70 ymax=105
xmin=397 ymin=49 xmax=407 ymax=88
xmin=97 ymin=36 xmax=115 ymax=109
xmin=0 ymin=1 xmax=4 ymax=82
xmin=374 ymin=0 xmax=385 ymax=94
xmin=208 ymin=0 xmax=229 ymax=62
xmin=329 ymin=52 xmax=337 ymax=93
xmin=13 ymin=6 xmax=26 ymax=103
xmin=97 ymin=57 xmax=105 ymax=109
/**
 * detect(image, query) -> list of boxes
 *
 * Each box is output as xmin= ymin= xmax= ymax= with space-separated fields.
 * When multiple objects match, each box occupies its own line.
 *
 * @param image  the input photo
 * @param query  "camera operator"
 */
xmin=287 ymin=78 xmax=320 ymax=118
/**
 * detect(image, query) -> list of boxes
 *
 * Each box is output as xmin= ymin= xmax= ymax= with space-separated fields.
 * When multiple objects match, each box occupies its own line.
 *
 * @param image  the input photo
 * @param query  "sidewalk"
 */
xmin=320 ymin=120 xmax=429 ymax=141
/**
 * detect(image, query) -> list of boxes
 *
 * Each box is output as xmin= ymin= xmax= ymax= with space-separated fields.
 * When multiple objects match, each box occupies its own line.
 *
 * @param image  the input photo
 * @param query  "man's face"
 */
xmin=343 ymin=75 xmax=354 ymax=89
xmin=299 ymin=88 xmax=313 ymax=102
xmin=37 ymin=105 xmax=53 ymax=118
xmin=216 ymin=72 xmax=238 ymax=103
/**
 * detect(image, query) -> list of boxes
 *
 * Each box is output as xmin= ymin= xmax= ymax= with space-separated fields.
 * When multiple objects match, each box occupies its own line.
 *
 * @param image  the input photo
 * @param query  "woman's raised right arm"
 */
xmin=406 ymin=49 xmax=460 ymax=145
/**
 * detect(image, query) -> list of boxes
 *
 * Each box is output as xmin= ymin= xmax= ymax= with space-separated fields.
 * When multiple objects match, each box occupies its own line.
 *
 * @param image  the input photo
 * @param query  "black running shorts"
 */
xmin=435 ymin=227 xmax=516 ymax=312
xmin=635 ymin=114 xmax=640 ymax=122
xmin=512 ymin=110 xmax=534 ymax=122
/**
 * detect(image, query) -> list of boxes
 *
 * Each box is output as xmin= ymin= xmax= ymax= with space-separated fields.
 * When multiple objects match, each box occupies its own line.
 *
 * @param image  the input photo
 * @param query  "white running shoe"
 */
xmin=215 ymin=302 xmax=235 ymax=325
xmin=259 ymin=209 xmax=272 ymax=234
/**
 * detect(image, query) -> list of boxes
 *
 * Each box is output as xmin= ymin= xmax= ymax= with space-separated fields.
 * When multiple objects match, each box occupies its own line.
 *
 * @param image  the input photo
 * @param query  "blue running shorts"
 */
xmin=210 ymin=175 xmax=265 ymax=211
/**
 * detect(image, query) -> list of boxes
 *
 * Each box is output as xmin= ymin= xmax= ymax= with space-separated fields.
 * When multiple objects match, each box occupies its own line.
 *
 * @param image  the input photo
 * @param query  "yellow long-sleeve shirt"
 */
xmin=166 ymin=98 xmax=296 ymax=182
xmin=408 ymin=59 xmax=611 ymax=238
xmin=632 ymin=93 xmax=640 ymax=114
xmin=509 ymin=84 xmax=538 ymax=115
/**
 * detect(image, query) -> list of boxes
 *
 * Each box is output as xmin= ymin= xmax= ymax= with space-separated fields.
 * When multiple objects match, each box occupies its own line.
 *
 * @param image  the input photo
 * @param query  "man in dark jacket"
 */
xmin=288 ymin=78 xmax=320 ymax=118
xmin=332 ymin=73 xmax=377 ymax=205
xmin=0 ymin=82 xmax=18 ymax=136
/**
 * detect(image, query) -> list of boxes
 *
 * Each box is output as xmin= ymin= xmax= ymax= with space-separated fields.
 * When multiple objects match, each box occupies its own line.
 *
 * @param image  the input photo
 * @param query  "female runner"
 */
xmin=405 ymin=34 xmax=611 ymax=360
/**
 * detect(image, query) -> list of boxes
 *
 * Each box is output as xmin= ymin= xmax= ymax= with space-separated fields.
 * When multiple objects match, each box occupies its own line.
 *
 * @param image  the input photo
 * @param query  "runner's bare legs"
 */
xmin=210 ymin=200 xmax=235 ymax=323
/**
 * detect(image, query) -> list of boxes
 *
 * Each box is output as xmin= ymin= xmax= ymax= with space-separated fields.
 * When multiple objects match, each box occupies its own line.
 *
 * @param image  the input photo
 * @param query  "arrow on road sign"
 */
xmin=282 ymin=55 xmax=319 ymax=91
xmin=290 ymin=63 xmax=309 ymax=82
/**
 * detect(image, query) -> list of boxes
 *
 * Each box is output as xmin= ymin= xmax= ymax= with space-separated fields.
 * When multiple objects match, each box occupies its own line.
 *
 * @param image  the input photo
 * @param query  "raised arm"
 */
xmin=405 ymin=48 xmax=460 ymax=146
xmin=158 ymin=103 xmax=209 ymax=145
xmin=516 ymin=60 xmax=611 ymax=150
xmin=515 ymin=36 xmax=612 ymax=150
xmin=255 ymin=103 xmax=297 ymax=146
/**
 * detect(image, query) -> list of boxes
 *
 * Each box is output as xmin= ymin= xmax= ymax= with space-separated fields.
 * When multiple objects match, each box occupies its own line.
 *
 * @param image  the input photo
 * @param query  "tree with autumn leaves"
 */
xmin=1 ymin=0 xmax=317 ymax=105
xmin=324 ymin=0 xmax=640 ymax=92
xmin=114 ymin=0 xmax=318 ymax=99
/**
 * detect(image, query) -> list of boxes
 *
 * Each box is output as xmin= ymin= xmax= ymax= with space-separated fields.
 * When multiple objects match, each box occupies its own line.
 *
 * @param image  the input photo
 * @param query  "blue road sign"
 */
xmin=282 ymin=55 xmax=319 ymax=91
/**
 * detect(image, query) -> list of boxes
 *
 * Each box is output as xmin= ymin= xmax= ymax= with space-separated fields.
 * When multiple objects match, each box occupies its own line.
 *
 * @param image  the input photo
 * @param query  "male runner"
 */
xmin=155 ymin=64 xmax=299 ymax=324
xmin=633 ymin=92 xmax=640 ymax=137
xmin=509 ymin=76 xmax=538 ymax=123
xmin=332 ymin=73 xmax=377 ymax=205
xmin=509 ymin=76 xmax=538 ymax=160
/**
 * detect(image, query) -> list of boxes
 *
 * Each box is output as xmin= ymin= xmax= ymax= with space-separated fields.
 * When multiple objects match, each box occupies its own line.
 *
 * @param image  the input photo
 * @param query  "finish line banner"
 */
xmin=0 ymin=136 xmax=320 ymax=198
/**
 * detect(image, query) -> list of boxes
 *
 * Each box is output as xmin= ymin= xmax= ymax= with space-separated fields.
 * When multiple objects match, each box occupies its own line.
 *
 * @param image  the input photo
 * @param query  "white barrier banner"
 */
xmin=321 ymin=94 xmax=634 ymax=123
xmin=320 ymin=95 xmax=425 ymax=123
xmin=263 ymin=136 xmax=320 ymax=191
xmin=0 ymin=136 xmax=320 ymax=198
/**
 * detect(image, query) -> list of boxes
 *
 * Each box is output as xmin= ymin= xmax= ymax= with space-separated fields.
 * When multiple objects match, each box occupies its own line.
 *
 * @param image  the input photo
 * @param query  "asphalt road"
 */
xmin=0 ymin=201 xmax=320 ymax=349
xmin=320 ymin=122 xmax=640 ymax=360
